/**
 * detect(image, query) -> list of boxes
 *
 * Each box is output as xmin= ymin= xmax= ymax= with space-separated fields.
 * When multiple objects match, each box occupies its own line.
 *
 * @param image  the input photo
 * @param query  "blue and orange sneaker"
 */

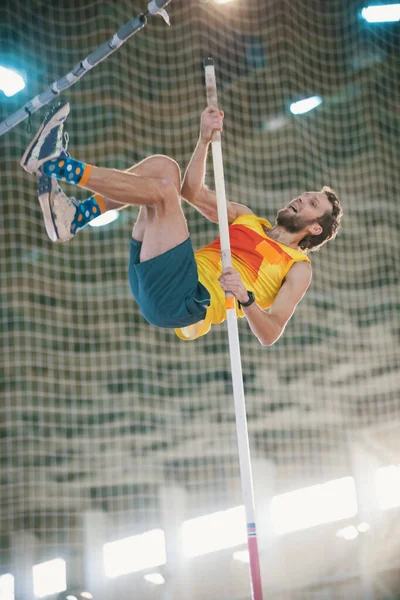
xmin=20 ymin=101 xmax=70 ymax=175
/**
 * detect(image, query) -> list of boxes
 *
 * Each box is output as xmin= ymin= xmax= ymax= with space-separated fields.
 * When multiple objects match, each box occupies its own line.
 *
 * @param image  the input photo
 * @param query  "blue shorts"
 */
xmin=128 ymin=237 xmax=210 ymax=329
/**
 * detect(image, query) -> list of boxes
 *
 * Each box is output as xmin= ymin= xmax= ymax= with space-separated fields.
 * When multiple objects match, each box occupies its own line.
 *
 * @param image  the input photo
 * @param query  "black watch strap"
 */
xmin=238 ymin=291 xmax=255 ymax=309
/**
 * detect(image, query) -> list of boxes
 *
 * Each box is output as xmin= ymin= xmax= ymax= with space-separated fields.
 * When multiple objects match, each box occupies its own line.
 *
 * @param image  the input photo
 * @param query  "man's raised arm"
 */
xmin=181 ymin=107 xmax=252 ymax=224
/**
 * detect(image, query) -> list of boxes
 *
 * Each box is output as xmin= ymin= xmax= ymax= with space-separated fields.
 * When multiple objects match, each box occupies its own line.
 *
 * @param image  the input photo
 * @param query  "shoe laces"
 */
xmin=69 ymin=196 xmax=80 ymax=209
xmin=63 ymin=131 xmax=70 ymax=153
xmin=59 ymin=196 xmax=79 ymax=235
xmin=55 ymin=184 xmax=79 ymax=209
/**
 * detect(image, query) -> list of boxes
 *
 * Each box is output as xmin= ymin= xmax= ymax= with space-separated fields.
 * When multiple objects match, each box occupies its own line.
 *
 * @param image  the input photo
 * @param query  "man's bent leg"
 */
xmin=106 ymin=156 xmax=184 ymax=251
xmin=87 ymin=155 xmax=188 ymax=258
xmin=125 ymin=158 xmax=208 ymax=328
xmin=21 ymin=102 xmax=173 ymax=210
xmin=138 ymin=159 xmax=189 ymax=260
xmin=42 ymin=154 xmax=177 ymax=209
xmin=37 ymin=156 xmax=185 ymax=245
xmin=103 ymin=155 xmax=182 ymax=213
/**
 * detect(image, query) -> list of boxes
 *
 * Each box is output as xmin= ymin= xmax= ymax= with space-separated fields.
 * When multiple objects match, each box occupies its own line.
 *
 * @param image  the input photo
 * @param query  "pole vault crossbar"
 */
xmin=0 ymin=0 xmax=171 ymax=138
xmin=204 ymin=58 xmax=264 ymax=600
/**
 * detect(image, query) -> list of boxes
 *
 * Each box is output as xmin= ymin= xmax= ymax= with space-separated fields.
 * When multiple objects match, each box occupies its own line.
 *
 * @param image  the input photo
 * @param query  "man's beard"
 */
xmin=276 ymin=208 xmax=312 ymax=233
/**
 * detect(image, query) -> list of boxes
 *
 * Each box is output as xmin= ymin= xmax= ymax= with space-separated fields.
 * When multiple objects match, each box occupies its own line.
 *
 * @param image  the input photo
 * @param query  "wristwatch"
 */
xmin=238 ymin=291 xmax=255 ymax=309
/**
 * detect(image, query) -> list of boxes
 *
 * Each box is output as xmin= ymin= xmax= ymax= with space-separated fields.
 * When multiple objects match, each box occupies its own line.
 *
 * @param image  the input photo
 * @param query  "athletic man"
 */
xmin=21 ymin=102 xmax=343 ymax=344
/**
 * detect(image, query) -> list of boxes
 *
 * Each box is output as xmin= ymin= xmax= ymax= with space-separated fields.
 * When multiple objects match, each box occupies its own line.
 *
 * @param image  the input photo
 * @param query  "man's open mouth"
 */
xmin=289 ymin=205 xmax=297 ymax=213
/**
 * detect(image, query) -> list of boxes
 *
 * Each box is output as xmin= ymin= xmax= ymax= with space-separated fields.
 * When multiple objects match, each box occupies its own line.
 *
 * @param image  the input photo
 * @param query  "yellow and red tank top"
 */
xmin=175 ymin=213 xmax=311 ymax=340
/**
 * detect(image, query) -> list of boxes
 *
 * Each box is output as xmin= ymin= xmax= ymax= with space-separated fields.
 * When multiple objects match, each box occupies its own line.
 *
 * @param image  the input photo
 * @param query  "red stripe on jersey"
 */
xmin=205 ymin=224 xmax=292 ymax=273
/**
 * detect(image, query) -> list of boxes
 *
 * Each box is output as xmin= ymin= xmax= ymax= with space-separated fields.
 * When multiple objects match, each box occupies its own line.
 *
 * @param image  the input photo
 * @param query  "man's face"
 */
xmin=276 ymin=191 xmax=332 ymax=233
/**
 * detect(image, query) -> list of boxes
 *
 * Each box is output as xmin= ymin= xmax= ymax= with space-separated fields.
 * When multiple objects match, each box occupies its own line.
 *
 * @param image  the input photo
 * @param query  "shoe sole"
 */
xmin=37 ymin=176 xmax=59 ymax=242
xmin=20 ymin=101 xmax=70 ymax=174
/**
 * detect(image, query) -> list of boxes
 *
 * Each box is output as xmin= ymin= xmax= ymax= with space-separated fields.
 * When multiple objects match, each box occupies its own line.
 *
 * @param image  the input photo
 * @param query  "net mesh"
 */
xmin=1 ymin=0 xmax=400 ymax=598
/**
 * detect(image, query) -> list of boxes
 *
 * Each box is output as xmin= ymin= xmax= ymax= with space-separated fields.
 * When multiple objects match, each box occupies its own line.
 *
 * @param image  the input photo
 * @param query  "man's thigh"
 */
xmin=139 ymin=186 xmax=189 ymax=262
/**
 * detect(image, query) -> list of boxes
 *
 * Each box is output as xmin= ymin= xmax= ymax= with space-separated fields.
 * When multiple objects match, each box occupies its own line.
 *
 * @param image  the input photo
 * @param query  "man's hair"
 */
xmin=299 ymin=186 xmax=343 ymax=253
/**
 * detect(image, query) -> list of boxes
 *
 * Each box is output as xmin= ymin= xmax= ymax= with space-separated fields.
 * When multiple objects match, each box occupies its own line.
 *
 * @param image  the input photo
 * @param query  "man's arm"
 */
xmin=181 ymin=107 xmax=253 ymax=225
xmin=218 ymin=262 xmax=312 ymax=346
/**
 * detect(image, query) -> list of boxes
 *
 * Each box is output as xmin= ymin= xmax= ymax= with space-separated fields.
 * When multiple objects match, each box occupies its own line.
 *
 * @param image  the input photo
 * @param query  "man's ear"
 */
xmin=308 ymin=222 xmax=322 ymax=236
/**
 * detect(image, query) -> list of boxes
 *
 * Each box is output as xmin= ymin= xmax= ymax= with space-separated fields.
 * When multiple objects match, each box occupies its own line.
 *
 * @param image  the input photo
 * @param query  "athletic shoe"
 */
xmin=20 ymin=101 xmax=70 ymax=175
xmin=37 ymin=173 xmax=78 ymax=242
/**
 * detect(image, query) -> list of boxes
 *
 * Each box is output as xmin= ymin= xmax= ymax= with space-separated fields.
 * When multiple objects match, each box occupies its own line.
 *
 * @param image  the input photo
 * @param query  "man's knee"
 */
xmin=156 ymin=179 xmax=181 ymax=212
xmin=127 ymin=155 xmax=181 ymax=193
xmin=158 ymin=156 xmax=181 ymax=192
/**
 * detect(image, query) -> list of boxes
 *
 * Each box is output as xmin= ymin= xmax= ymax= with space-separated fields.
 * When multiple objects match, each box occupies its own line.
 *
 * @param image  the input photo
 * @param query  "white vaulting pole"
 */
xmin=203 ymin=58 xmax=264 ymax=600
